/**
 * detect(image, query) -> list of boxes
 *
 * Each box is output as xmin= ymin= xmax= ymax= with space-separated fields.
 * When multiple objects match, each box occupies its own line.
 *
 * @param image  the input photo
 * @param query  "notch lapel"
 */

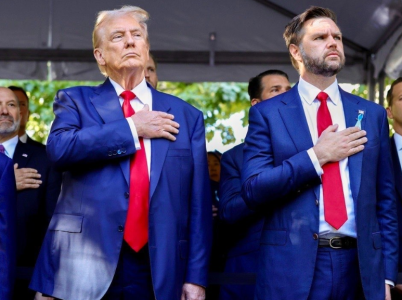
xmin=90 ymin=79 xmax=130 ymax=185
xmin=391 ymin=136 xmax=402 ymax=201
xmin=278 ymin=84 xmax=319 ymax=200
xmin=340 ymin=89 xmax=363 ymax=201
xmin=149 ymin=87 xmax=171 ymax=199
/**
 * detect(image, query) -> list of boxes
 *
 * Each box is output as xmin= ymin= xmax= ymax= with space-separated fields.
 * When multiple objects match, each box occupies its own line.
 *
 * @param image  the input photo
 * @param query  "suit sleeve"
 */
xmin=376 ymin=110 xmax=399 ymax=282
xmin=185 ymin=112 xmax=213 ymax=287
xmin=219 ymin=148 xmax=256 ymax=224
xmin=241 ymin=105 xmax=320 ymax=210
xmin=47 ymin=89 xmax=136 ymax=169
xmin=0 ymin=156 xmax=16 ymax=300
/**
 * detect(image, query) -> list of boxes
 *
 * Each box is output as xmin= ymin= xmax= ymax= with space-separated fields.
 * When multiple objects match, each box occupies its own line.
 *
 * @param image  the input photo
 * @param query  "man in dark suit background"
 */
xmin=30 ymin=5 xmax=211 ymax=300
xmin=0 ymin=152 xmax=16 ymax=300
xmin=241 ymin=6 xmax=397 ymax=300
xmin=219 ymin=69 xmax=290 ymax=300
xmin=8 ymin=86 xmax=45 ymax=148
xmin=386 ymin=77 xmax=402 ymax=299
xmin=0 ymin=87 xmax=61 ymax=299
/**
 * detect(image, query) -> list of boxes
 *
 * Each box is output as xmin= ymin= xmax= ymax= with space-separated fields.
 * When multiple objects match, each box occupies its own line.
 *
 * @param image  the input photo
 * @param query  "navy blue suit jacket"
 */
xmin=0 ymin=153 xmax=16 ymax=300
xmin=241 ymin=84 xmax=398 ymax=300
xmin=30 ymin=79 xmax=212 ymax=300
xmin=390 ymin=136 xmax=402 ymax=272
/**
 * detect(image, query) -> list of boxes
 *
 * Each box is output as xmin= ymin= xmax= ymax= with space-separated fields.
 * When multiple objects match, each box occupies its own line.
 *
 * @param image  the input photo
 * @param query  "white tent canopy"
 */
xmin=1 ymin=0 xmax=402 ymax=97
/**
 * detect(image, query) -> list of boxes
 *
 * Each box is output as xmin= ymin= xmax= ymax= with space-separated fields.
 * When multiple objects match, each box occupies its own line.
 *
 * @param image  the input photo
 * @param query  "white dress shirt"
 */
xmin=1 ymin=135 xmax=19 ymax=159
xmin=394 ymin=132 xmax=402 ymax=170
xmin=298 ymin=77 xmax=357 ymax=238
xmin=109 ymin=78 xmax=152 ymax=177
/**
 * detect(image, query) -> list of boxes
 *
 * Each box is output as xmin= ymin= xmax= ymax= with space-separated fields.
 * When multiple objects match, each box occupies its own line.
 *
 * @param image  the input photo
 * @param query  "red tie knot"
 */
xmin=317 ymin=91 xmax=329 ymax=102
xmin=120 ymin=90 xmax=136 ymax=102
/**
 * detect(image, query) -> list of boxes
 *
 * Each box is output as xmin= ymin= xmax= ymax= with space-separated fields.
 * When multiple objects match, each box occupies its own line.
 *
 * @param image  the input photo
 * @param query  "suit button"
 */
xmin=118 ymin=225 xmax=124 ymax=232
xmin=113 ymin=150 xmax=117 ymax=155
xmin=108 ymin=151 xmax=113 ymax=156
xmin=297 ymin=190 xmax=301 ymax=193
xmin=117 ymin=149 xmax=122 ymax=155
xmin=315 ymin=199 xmax=319 ymax=206
xmin=121 ymin=148 xmax=126 ymax=154
xmin=124 ymin=192 xmax=129 ymax=199
xmin=313 ymin=233 xmax=319 ymax=240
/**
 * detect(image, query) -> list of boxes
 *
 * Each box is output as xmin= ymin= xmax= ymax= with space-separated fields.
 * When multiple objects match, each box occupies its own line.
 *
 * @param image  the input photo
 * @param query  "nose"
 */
xmin=0 ymin=104 xmax=9 ymax=115
xmin=327 ymin=35 xmax=337 ymax=48
xmin=125 ymin=32 xmax=135 ymax=47
xmin=144 ymin=68 xmax=149 ymax=78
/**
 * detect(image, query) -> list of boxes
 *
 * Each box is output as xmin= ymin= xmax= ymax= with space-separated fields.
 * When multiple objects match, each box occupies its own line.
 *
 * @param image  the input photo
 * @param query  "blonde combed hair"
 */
xmin=92 ymin=6 xmax=150 ymax=76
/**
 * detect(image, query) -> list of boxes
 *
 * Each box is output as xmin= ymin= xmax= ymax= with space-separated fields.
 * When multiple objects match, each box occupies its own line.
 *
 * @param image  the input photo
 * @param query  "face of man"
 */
xmin=0 ymin=88 xmax=20 ymax=137
xmin=387 ymin=82 xmax=402 ymax=133
xmin=251 ymin=74 xmax=291 ymax=106
xmin=145 ymin=56 xmax=158 ymax=89
xmin=207 ymin=153 xmax=220 ymax=182
xmin=94 ymin=14 xmax=149 ymax=78
xmin=12 ymin=90 xmax=29 ymax=132
xmin=292 ymin=17 xmax=345 ymax=77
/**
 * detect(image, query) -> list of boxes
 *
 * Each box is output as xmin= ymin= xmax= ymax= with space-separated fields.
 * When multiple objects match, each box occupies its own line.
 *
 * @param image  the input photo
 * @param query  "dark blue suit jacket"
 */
xmin=390 ymin=136 xmax=402 ymax=273
xmin=30 ymin=79 xmax=212 ymax=300
xmin=241 ymin=84 xmax=398 ymax=300
xmin=219 ymin=143 xmax=263 ymax=300
xmin=0 ymin=153 xmax=16 ymax=300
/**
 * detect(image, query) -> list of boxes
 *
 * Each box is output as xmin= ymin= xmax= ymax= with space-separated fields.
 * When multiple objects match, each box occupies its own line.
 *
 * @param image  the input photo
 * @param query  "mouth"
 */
xmin=326 ymin=52 xmax=340 ymax=58
xmin=123 ymin=52 xmax=139 ymax=58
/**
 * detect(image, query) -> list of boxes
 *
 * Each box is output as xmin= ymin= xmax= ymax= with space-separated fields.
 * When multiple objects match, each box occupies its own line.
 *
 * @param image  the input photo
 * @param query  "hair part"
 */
xmin=387 ymin=77 xmax=402 ymax=107
xmin=283 ymin=6 xmax=337 ymax=70
xmin=8 ymin=86 xmax=28 ymax=103
xmin=248 ymin=69 xmax=289 ymax=100
xmin=92 ymin=6 xmax=150 ymax=76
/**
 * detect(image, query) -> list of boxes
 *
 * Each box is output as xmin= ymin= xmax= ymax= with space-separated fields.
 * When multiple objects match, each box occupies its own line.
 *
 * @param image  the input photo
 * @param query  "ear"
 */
xmin=386 ymin=107 xmax=393 ymax=119
xmin=251 ymin=98 xmax=261 ymax=106
xmin=289 ymin=44 xmax=302 ymax=65
xmin=94 ymin=48 xmax=106 ymax=66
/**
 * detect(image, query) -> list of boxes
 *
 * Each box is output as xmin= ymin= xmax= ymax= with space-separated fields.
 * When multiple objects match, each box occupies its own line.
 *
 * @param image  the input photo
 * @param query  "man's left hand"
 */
xmin=386 ymin=283 xmax=391 ymax=300
xmin=181 ymin=283 xmax=205 ymax=300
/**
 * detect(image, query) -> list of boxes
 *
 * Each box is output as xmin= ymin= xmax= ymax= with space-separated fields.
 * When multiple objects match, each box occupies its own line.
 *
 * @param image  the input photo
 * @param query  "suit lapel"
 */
xmin=278 ymin=84 xmax=319 ymax=199
xmin=391 ymin=136 xmax=402 ymax=201
xmin=340 ymin=89 xmax=363 ymax=201
xmin=90 ymin=79 xmax=130 ymax=185
xmin=150 ymin=87 xmax=171 ymax=199
xmin=13 ymin=141 xmax=32 ymax=167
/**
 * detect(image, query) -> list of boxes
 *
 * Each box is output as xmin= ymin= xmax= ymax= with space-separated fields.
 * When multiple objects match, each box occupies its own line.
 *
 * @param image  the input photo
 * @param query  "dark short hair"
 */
xmin=283 ymin=6 xmax=337 ymax=70
xmin=149 ymin=52 xmax=158 ymax=70
xmin=8 ymin=86 xmax=29 ymax=103
xmin=387 ymin=77 xmax=402 ymax=107
xmin=207 ymin=150 xmax=222 ymax=161
xmin=248 ymin=69 xmax=289 ymax=100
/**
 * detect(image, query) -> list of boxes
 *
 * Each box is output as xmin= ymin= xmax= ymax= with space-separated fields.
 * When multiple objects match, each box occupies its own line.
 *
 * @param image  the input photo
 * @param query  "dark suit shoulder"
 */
xmin=26 ymin=136 xmax=45 ymax=148
xmin=223 ymin=143 xmax=244 ymax=160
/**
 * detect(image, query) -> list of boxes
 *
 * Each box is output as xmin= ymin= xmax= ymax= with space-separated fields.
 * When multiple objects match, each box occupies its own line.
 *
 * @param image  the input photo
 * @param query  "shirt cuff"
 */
xmin=307 ymin=148 xmax=323 ymax=176
xmin=385 ymin=279 xmax=395 ymax=287
xmin=126 ymin=118 xmax=141 ymax=150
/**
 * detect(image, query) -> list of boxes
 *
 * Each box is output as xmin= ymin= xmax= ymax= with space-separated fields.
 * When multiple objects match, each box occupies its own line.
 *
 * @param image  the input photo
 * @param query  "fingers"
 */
xmin=15 ymin=167 xmax=42 ymax=191
xmin=133 ymin=110 xmax=180 ymax=140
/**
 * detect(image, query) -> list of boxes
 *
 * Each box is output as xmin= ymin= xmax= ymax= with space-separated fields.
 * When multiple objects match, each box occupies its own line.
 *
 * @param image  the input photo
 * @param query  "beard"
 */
xmin=300 ymin=44 xmax=345 ymax=77
xmin=0 ymin=115 xmax=20 ymax=134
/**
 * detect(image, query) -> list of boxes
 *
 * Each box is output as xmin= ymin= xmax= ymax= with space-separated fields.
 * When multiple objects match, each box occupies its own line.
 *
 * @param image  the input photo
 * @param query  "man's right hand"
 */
xmin=131 ymin=104 xmax=180 ymax=141
xmin=313 ymin=125 xmax=367 ymax=166
xmin=14 ymin=163 xmax=42 ymax=191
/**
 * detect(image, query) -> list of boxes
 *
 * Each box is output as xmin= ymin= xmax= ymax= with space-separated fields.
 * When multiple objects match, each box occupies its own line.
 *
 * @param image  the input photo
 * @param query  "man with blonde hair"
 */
xmin=30 ymin=6 xmax=212 ymax=300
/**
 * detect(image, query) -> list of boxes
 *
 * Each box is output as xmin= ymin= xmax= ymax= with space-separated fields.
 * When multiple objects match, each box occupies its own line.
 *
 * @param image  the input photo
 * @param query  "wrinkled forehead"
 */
xmin=300 ymin=17 xmax=341 ymax=38
xmin=0 ymin=88 xmax=18 ymax=102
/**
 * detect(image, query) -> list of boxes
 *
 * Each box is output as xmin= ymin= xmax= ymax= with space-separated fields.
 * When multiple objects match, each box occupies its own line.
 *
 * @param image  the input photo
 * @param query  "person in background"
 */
xmin=8 ymin=86 xmax=44 ymax=147
xmin=386 ymin=77 xmax=402 ymax=300
xmin=145 ymin=52 xmax=158 ymax=89
xmin=0 ymin=152 xmax=16 ymax=300
xmin=219 ymin=69 xmax=290 ymax=300
xmin=241 ymin=6 xmax=397 ymax=300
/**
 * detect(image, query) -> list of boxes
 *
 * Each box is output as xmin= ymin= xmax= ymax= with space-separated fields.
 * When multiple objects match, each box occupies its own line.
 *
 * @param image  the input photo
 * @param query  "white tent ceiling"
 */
xmin=1 ymin=0 xmax=402 ymax=85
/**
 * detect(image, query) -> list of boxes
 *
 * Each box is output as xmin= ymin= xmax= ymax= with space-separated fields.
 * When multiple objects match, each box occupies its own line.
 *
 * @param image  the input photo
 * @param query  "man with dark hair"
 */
xmin=242 ymin=6 xmax=397 ymax=300
xmin=386 ymin=77 xmax=402 ymax=298
xmin=145 ymin=52 xmax=158 ymax=89
xmin=219 ymin=70 xmax=290 ymax=300
xmin=8 ymin=86 xmax=44 ymax=148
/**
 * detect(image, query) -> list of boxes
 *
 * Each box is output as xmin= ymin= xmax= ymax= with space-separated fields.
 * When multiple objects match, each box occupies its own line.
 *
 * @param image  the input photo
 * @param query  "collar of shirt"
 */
xmin=109 ymin=77 xmax=152 ymax=110
xmin=298 ymin=76 xmax=340 ymax=106
xmin=394 ymin=132 xmax=402 ymax=152
xmin=19 ymin=133 xmax=28 ymax=143
xmin=2 ymin=135 xmax=19 ymax=158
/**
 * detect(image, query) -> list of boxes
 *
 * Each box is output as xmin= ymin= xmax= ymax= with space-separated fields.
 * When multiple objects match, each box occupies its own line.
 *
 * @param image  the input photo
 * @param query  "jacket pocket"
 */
xmin=372 ymin=232 xmax=382 ymax=249
xmin=260 ymin=229 xmax=287 ymax=246
xmin=49 ymin=214 xmax=84 ymax=233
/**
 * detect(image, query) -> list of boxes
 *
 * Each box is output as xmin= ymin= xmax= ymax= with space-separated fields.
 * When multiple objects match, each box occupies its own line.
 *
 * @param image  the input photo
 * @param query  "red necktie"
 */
xmin=316 ymin=92 xmax=348 ymax=230
xmin=121 ymin=90 xmax=149 ymax=252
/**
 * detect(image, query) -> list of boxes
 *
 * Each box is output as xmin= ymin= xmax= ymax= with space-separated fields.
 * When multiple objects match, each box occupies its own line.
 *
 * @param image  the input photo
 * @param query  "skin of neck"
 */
xmin=0 ymin=131 xmax=18 ymax=144
xmin=393 ymin=122 xmax=402 ymax=136
xmin=18 ymin=126 xmax=26 ymax=137
xmin=107 ymin=67 xmax=145 ymax=90
xmin=299 ymin=65 xmax=336 ymax=91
